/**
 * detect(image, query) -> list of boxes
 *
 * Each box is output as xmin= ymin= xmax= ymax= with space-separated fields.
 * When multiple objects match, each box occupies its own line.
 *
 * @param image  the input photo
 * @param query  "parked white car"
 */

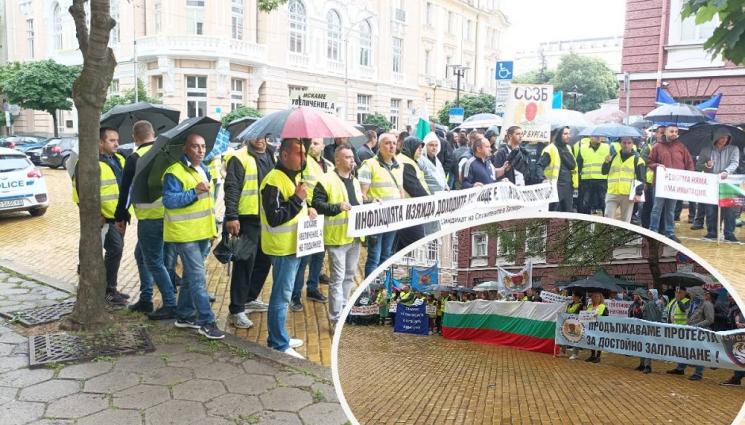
xmin=0 ymin=147 xmax=49 ymax=216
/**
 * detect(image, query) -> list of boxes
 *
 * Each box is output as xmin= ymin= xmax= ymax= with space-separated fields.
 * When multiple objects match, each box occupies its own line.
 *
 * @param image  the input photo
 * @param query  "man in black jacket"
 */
xmin=395 ymin=136 xmax=431 ymax=252
xmin=223 ymin=136 xmax=276 ymax=328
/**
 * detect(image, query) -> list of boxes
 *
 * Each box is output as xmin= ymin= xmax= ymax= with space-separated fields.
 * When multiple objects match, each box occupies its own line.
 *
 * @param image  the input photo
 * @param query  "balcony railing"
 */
xmin=136 ymin=35 xmax=267 ymax=63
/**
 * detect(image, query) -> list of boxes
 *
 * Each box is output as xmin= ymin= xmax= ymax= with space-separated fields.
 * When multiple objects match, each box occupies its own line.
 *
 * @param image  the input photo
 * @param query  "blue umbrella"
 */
xmin=644 ymin=103 xmax=708 ymax=127
xmin=579 ymin=123 xmax=643 ymax=138
xmin=204 ymin=128 xmax=231 ymax=162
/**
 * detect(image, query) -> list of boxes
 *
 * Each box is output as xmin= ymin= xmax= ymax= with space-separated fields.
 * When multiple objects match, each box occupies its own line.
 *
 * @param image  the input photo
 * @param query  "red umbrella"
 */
xmin=281 ymin=107 xmax=362 ymax=139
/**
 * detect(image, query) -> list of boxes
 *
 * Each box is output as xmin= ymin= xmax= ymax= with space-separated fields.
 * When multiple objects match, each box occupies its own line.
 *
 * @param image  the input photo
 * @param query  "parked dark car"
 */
xmin=0 ymin=136 xmax=45 ymax=151
xmin=41 ymin=137 xmax=78 ymax=169
xmin=23 ymin=142 xmax=49 ymax=165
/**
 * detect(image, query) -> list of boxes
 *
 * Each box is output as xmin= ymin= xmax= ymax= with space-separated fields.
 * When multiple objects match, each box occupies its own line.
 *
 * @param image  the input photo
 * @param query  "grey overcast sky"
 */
xmin=500 ymin=0 xmax=627 ymax=56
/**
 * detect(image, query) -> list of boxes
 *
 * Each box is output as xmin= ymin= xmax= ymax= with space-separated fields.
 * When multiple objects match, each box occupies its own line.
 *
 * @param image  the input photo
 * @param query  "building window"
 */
xmin=452 ymin=233 xmax=459 ymax=265
xmin=472 ymin=232 xmax=488 ymax=258
xmin=392 ymin=0 xmax=405 ymax=22
xmin=110 ymin=0 xmax=120 ymax=46
xmin=288 ymin=0 xmax=306 ymax=53
xmin=465 ymin=19 xmax=472 ymax=41
xmin=356 ymin=94 xmax=371 ymax=124
xmin=359 ymin=20 xmax=372 ymax=66
xmin=26 ymin=19 xmax=34 ymax=59
xmin=426 ymin=2 xmax=433 ymax=26
xmin=680 ymin=14 xmax=716 ymax=43
xmin=152 ymin=75 xmax=163 ymax=98
xmin=447 ymin=11 xmax=454 ymax=34
xmin=326 ymin=9 xmax=341 ymax=61
xmin=109 ymin=79 xmax=120 ymax=96
xmin=186 ymin=0 xmax=205 ymax=35
xmin=392 ymin=37 xmax=403 ymax=73
xmin=389 ymin=98 xmax=400 ymax=131
xmin=186 ymin=75 xmax=207 ymax=118
xmin=52 ymin=3 xmax=63 ymax=50
xmin=154 ymin=0 xmax=162 ymax=33
xmin=231 ymin=0 xmax=244 ymax=40
xmin=427 ymin=240 xmax=438 ymax=262
xmin=231 ymin=78 xmax=245 ymax=111
xmin=424 ymin=49 xmax=431 ymax=76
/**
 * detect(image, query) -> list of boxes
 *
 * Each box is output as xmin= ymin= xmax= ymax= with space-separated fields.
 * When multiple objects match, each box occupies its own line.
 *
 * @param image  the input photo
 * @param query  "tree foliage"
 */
xmin=551 ymin=54 xmax=618 ymax=112
xmin=683 ymin=0 xmax=745 ymax=65
xmin=221 ymin=106 xmax=262 ymax=127
xmin=102 ymin=79 xmax=161 ymax=113
xmin=3 ymin=60 xmax=81 ymax=137
xmin=258 ymin=0 xmax=288 ymax=12
xmin=513 ymin=69 xmax=555 ymax=85
xmin=436 ymin=93 xmax=497 ymax=128
xmin=363 ymin=112 xmax=393 ymax=132
xmin=0 ymin=62 xmax=22 ymax=94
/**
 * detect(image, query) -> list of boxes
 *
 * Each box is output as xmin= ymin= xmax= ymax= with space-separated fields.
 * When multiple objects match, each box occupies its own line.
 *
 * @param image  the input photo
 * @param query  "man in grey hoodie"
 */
xmin=696 ymin=128 xmax=741 ymax=241
xmin=667 ymin=286 xmax=715 ymax=380
xmin=628 ymin=288 xmax=661 ymax=373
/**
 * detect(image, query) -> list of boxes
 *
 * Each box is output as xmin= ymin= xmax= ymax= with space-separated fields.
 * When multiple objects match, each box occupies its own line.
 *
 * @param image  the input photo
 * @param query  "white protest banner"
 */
xmin=289 ymin=87 xmax=339 ymax=114
xmin=500 ymin=84 xmax=553 ymax=142
xmin=556 ymin=314 xmax=745 ymax=371
xmin=578 ymin=311 xmax=598 ymax=322
xmin=655 ymin=167 xmax=719 ymax=205
xmin=389 ymin=302 xmax=398 ymax=313
xmin=350 ymin=305 xmax=379 ymax=316
xmin=348 ymin=181 xmax=557 ymax=237
xmin=296 ymin=216 xmax=325 ymax=258
xmin=540 ymin=291 xmax=569 ymax=304
xmin=629 ymin=180 xmax=645 ymax=202
xmin=426 ymin=305 xmax=437 ymax=316
xmin=605 ymin=300 xmax=633 ymax=317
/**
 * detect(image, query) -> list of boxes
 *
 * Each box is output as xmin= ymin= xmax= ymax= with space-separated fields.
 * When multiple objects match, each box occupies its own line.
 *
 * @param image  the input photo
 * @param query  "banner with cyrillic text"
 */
xmin=350 ymin=305 xmax=379 ymax=316
xmin=394 ymin=303 xmax=429 ymax=336
xmin=539 ymin=291 xmax=569 ymax=304
xmin=556 ymin=313 xmax=745 ymax=370
xmin=296 ymin=216 xmax=325 ymax=257
xmin=347 ymin=181 xmax=557 ymax=237
xmin=605 ymin=300 xmax=633 ymax=317
xmin=655 ymin=168 xmax=719 ymax=205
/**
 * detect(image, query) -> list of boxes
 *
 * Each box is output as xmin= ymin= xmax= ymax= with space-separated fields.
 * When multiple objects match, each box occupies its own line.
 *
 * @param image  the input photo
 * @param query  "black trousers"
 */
xmin=549 ymin=183 xmax=574 ymax=212
xmin=579 ymin=180 xmax=607 ymax=214
xmin=228 ymin=219 xmax=270 ymax=314
xmin=103 ymin=222 xmax=124 ymax=293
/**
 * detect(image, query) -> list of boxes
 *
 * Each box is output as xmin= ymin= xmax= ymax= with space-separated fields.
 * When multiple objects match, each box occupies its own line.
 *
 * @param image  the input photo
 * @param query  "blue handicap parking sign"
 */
xmin=496 ymin=61 xmax=513 ymax=80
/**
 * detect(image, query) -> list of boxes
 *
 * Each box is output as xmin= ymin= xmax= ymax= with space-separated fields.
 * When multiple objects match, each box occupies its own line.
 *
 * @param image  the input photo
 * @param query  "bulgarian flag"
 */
xmin=415 ymin=102 xmax=431 ymax=140
xmin=719 ymin=175 xmax=745 ymax=208
xmin=442 ymin=300 xmax=565 ymax=354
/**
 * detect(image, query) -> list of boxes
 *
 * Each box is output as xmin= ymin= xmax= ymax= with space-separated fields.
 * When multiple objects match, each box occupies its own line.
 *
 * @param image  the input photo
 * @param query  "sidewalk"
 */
xmin=0 ymin=268 xmax=348 ymax=425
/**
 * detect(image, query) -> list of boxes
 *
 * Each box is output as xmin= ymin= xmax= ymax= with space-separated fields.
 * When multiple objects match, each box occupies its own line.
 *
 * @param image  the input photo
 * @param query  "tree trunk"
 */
xmin=646 ymin=236 xmax=662 ymax=290
xmin=50 ymin=110 xmax=59 ymax=138
xmin=63 ymin=0 xmax=117 ymax=332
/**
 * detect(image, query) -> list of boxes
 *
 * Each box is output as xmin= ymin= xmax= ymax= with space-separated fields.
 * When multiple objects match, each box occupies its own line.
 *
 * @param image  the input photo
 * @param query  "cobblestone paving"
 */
xmin=337 ymin=325 xmax=745 ymax=425
xmin=0 ymin=270 xmax=72 ymax=315
xmin=0 ymin=270 xmax=347 ymax=425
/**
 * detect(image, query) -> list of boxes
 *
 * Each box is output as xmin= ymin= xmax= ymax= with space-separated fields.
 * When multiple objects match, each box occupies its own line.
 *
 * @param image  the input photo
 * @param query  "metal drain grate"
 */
xmin=0 ymin=301 xmax=76 ymax=326
xmin=29 ymin=327 xmax=155 ymax=368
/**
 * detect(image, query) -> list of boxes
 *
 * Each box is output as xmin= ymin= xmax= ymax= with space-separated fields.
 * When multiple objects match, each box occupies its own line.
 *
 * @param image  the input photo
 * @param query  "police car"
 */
xmin=0 ymin=147 xmax=49 ymax=216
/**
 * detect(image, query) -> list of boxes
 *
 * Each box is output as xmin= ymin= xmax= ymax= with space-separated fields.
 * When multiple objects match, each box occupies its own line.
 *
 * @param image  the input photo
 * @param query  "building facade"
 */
xmin=514 ymin=36 xmax=623 ymax=75
xmin=456 ymin=219 xmax=707 ymax=290
xmin=620 ymin=0 xmax=745 ymax=123
xmin=3 ymin=0 xmax=509 ymax=137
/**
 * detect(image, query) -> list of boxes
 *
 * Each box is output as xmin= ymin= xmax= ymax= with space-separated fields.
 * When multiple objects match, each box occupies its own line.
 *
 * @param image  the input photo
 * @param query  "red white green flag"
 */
xmin=719 ymin=175 xmax=745 ymax=208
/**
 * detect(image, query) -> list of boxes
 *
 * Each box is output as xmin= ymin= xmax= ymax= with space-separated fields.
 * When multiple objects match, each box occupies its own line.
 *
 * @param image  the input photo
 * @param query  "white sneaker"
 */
xmin=569 ymin=354 xmax=577 ymax=360
xmin=289 ymin=338 xmax=304 ymax=349
xmin=230 ymin=312 xmax=253 ymax=329
xmin=283 ymin=347 xmax=305 ymax=359
xmin=246 ymin=300 xmax=269 ymax=313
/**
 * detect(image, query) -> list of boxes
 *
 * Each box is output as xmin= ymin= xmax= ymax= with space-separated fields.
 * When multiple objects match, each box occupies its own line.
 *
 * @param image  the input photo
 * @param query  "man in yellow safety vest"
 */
xmin=576 ymin=136 xmax=610 ymax=214
xmin=538 ymin=126 xmax=578 ymax=212
xmin=601 ymin=136 xmax=646 ymax=222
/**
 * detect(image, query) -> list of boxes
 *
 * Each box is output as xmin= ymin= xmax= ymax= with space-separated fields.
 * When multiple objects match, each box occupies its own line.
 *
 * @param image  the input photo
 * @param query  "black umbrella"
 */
xmin=100 ymin=101 xmax=180 ymax=144
xmin=678 ymin=123 xmax=745 ymax=157
xmin=658 ymin=272 xmax=715 ymax=288
xmin=562 ymin=278 xmax=624 ymax=293
xmin=225 ymin=116 xmax=260 ymax=142
xmin=131 ymin=116 xmax=221 ymax=204
xmin=644 ymin=103 xmax=708 ymax=128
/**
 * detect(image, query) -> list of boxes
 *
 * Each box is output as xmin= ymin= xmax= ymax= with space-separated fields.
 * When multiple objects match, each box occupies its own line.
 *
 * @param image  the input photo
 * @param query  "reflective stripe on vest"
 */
xmin=667 ymin=298 xmax=690 ymax=325
xmin=303 ymin=154 xmax=332 ymax=203
xmin=543 ymin=143 xmax=578 ymax=189
xmin=233 ymin=149 xmax=260 ymax=215
xmin=566 ymin=302 xmax=581 ymax=314
xmin=162 ymin=164 xmax=217 ymax=243
xmin=396 ymin=153 xmax=430 ymax=197
xmin=323 ymin=172 xmax=363 ymax=246
xmin=607 ymin=154 xmax=644 ymax=196
xmin=259 ymin=168 xmax=307 ymax=256
xmin=72 ymin=153 xmax=125 ymax=219
xmin=588 ymin=303 xmax=606 ymax=316
xmin=579 ymin=143 xmax=610 ymax=180
xmin=132 ymin=144 xmax=165 ymax=220
xmin=361 ymin=157 xmax=403 ymax=201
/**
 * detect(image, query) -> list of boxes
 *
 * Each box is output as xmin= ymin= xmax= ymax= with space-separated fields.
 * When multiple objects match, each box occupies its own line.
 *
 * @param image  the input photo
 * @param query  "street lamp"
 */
xmin=344 ymin=13 xmax=375 ymax=121
xmin=567 ymin=84 xmax=583 ymax=109
xmin=446 ymin=64 xmax=469 ymax=108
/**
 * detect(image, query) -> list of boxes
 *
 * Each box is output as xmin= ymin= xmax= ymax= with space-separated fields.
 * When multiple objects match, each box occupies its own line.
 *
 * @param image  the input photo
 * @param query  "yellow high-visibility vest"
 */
xmin=579 ymin=143 xmax=610 ymax=180
xmin=259 ymin=168 xmax=307 ymax=256
xmin=607 ymin=153 xmax=644 ymax=196
xmin=322 ymin=172 xmax=363 ymax=246
xmin=229 ymin=147 xmax=260 ymax=216
xmin=587 ymin=303 xmax=606 ymax=316
xmin=543 ymin=143 xmax=578 ymax=189
xmin=72 ymin=153 xmax=126 ymax=220
xmin=303 ymin=154 xmax=333 ymax=203
xmin=132 ymin=144 xmax=165 ymax=220
xmin=396 ymin=153 xmax=430 ymax=197
xmin=162 ymin=162 xmax=217 ymax=243
xmin=667 ymin=298 xmax=690 ymax=325
xmin=611 ymin=141 xmax=637 ymax=155
xmin=359 ymin=157 xmax=403 ymax=201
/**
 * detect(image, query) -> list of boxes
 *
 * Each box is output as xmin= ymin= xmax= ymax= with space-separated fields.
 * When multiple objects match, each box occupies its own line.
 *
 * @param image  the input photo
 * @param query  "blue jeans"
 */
xmin=173 ymin=240 xmax=215 ymax=326
xmin=706 ymin=205 xmax=736 ymax=238
xmin=650 ymin=197 xmax=677 ymax=236
xmin=268 ymin=255 xmax=302 ymax=351
xmin=364 ymin=231 xmax=396 ymax=278
xmin=165 ymin=242 xmax=178 ymax=291
xmin=676 ymin=363 xmax=704 ymax=377
xmin=292 ymin=251 xmax=324 ymax=301
xmin=135 ymin=220 xmax=176 ymax=307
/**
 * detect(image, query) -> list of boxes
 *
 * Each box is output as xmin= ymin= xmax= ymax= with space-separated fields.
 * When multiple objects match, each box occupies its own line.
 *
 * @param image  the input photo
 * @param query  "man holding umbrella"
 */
xmin=696 ymin=127 xmax=740 ymax=241
xmin=261 ymin=138 xmax=312 ymax=359
xmin=223 ymin=134 xmax=276 ymax=329
xmin=162 ymin=133 xmax=223 ymax=339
